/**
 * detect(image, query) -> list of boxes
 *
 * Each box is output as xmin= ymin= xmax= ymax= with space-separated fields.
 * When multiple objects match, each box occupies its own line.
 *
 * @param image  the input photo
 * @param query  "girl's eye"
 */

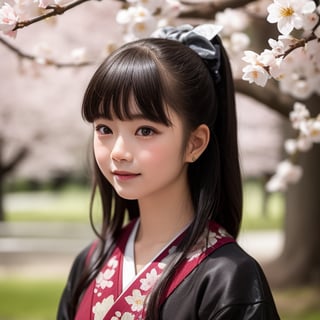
xmin=96 ymin=125 xmax=112 ymax=135
xmin=136 ymin=127 xmax=156 ymax=137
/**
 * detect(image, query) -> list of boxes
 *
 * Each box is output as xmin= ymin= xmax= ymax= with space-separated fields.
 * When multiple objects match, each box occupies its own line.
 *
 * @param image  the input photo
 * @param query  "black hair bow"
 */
xmin=152 ymin=24 xmax=222 ymax=83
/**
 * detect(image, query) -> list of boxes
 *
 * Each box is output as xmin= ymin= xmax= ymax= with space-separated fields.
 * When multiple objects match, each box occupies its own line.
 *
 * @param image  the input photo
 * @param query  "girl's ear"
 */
xmin=185 ymin=124 xmax=210 ymax=163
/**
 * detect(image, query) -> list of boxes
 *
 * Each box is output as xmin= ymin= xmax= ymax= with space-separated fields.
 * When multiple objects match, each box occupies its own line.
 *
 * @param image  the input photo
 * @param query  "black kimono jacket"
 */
xmin=57 ymin=242 xmax=280 ymax=319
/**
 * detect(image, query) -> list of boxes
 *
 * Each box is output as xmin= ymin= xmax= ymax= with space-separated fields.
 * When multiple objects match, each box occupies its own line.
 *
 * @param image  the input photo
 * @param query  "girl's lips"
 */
xmin=112 ymin=171 xmax=140 ymax=181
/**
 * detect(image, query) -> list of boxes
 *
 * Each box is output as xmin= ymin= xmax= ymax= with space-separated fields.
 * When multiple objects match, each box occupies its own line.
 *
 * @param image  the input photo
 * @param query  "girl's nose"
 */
xmin=110 ymin=136 xmax=133 ymax=162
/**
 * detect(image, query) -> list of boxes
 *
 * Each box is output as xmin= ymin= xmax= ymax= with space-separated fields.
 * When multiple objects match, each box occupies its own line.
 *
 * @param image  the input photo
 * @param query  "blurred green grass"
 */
xmin=0 ymin=277 xmax=65 ymax=320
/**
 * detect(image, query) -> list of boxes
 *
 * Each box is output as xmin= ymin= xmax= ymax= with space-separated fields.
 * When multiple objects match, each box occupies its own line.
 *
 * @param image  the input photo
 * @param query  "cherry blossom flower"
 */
xmin=0 ymin=3 xmax=18 ymax=37
xmin=242 ymin=63 xmax=270 ymax=87
xmin=296 ymin=136 xmax=313 ymax=151
xmin=267 ymin=0 xmax=316 ymax=35
xmin=36 ymin=0 xmax=71 ymax=8
xmin=266 ymin=174 xmax=287 ymax=192
xmin=116 ymin=5 xmax=156 ymax=40
xmin=300 ymin=118 xmax=320 ymax=143
xmin=268 ymin=35 xmax=295 ymax=56
xmin=161 ymin=0 xmax=181 ymax=18
xmin=130 ymin=16 xmax=157 ymax=39
xmin=246 ymin=0 xmax=271 ymax=17
xmin=70 ymin=47 xmax=88 ymax=64
xmin=125 ymin=289 xmax=146 ymax=312
xmin=116 ymin=0 xmax=181 ymax=43
xmin=302 ymin=11 xmax=319 ymax=30
xmin=278 ymin=47 xmax=318 ymax=99
xmin=230 ymin=32 xmax=250 ymax=52
xmin=289 ymin=102 xmax=310 ymax=130
xmin=136 ymin=0 xmax=161 ymax=14
xmin=267 ymin=101 xmax=320 ymax=192
xmin=11 ymin=0 xmax=38 ymax=20
xmin=284 ymin=137 xmax=312 ymax=154
xmin=33 ymin=42 xmax=53 ymax=65
xmin=215 ymin=8 xmax=249 ymax=36
xmin=266 ymin=160 xmax=303 ymax=192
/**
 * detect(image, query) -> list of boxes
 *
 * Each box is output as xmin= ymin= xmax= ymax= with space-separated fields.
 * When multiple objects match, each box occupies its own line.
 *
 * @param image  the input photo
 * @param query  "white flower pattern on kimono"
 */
xmin=92 ymin=295 xmax=115 ymax=320
xmin=187 ymin=230 xmax=219 ymax=261
xmin=217 ymin=227 xmax=230 ymax=238
xmin=207 ymin=231 xmax=218 ymax=246
xmin=111 ymin=311 xmax=135 ymax=320
xmin=107 ymin=256 xmax=119 ymax=268
xmin=125 ymin=289 xmax=146 ymax=312
xmin=96 ymin=268 xmax=116 ymax=289
xmin=140 ymin=268 xmax=160 ymax=291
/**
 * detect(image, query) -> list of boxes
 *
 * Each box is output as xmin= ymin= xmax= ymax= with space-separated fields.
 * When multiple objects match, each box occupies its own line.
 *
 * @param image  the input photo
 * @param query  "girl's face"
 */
xmin=93 ymin=106 xmax=190 ymax=202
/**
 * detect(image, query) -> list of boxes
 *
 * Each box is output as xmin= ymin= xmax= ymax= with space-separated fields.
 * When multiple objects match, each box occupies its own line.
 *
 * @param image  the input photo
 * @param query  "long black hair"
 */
xmin=70 ymin=36 xmax=242 ymax=319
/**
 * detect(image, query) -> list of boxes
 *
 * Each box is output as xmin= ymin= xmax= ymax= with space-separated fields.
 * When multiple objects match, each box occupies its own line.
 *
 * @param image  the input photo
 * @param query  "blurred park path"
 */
xmin=0 ymin=222 xmax=94 ymax=278
xmin=0 ymin=221 xmax=284 ymax=279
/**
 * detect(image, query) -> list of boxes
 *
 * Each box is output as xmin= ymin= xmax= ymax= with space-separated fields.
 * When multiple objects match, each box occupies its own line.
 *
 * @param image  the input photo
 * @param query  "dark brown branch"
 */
xmin=1 ymin=147 xmax=29 ymax=176
xmin=235 ymin=78 xmax=295 ymax=118
xmin=282 ymin=33 xmax=317 ymax=59
xmin=178 ymin=0 xmax=257 ymax=19
xmin=13 ymin=0 xmax=94 ymax=31
xmin=0 ymin=36 xmax=93 ymax=68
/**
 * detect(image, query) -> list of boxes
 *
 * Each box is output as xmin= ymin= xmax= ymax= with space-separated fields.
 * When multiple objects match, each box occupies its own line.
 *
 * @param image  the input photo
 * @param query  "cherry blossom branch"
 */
xmin=13 ymin=0 xmax=94 ymax=31
xmin=281 ymin=33 xmax=317 ymax=59
xmin=0 ymin=36 xmax=93 ymax=68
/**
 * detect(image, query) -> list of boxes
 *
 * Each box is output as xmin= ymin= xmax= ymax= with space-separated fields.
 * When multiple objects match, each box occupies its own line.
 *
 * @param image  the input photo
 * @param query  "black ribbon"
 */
xmin=152 ymin=24 xmax=222 ymax=83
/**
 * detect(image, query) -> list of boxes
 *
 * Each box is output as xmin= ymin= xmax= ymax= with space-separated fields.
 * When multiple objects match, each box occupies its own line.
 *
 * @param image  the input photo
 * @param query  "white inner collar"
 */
xmin=122 ymin=219 xmax=191 ymax=292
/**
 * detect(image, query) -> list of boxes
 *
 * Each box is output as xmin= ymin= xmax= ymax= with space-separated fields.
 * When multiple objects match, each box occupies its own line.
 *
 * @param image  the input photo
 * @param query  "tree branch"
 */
xmin=178 ymin=0 xmax=257 ymax=19
xmin=235 ymin=79 xmax=295 ymax=118
xmin=13 ymin=0 xmax=95 ymax=31
xmin=1 ymin=147 xmax=29 ymax=176
xmin=0 ymin=36 xmax=93 ymax=68
xmin=282 ymin=33 xmax=317 ymax=59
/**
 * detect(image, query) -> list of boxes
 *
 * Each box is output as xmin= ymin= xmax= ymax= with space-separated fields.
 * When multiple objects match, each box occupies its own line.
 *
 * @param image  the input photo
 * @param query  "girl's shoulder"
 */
xmin=201 ymin=242 xmax=270 ymax=294
xmin=161 ymin=242 xmax=280 ymax=319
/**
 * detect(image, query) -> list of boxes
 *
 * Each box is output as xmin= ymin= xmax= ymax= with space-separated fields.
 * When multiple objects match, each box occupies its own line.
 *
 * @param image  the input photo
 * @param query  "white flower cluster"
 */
xmin=0 ymin=0 xmax=73 ymax=38
xmin=242 ymin=0 xmax=320 ymax=100
xmin=116 ymin=0 xmax=181 ymax=42
xmin=266 ymin=102 xmax=320 ymax=192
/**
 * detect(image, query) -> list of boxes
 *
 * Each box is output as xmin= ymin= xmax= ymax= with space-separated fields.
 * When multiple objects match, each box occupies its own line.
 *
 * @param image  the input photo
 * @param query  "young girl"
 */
xmin=58 ymin=24 xmax=280 ymax=319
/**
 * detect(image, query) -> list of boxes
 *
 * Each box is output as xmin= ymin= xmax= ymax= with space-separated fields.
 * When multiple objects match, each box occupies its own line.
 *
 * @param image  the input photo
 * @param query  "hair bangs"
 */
xmin=82 ymin=45 xmax=172 ymax=125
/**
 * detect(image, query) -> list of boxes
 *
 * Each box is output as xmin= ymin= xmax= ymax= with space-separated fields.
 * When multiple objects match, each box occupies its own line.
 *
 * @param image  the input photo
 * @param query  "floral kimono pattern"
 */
xmin=75 ymin=220 xmax=234 ymax=320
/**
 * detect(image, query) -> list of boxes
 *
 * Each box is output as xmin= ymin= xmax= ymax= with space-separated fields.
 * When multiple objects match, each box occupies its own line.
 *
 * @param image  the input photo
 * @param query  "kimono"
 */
xmin=57 ymin=219 xmax=280 ymax=319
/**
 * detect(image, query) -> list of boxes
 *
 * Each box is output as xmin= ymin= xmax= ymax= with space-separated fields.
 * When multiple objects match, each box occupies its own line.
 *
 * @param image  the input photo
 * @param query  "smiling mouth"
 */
xmin=112 ymin=171 xmax=140 ymax=181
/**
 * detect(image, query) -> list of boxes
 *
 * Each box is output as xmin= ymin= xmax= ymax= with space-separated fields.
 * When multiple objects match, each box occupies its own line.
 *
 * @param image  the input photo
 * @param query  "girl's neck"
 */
xmin=136 ymin=186 xmax=194 ymax=245
xmin=133 ymin=188 xmax=194 ymax=274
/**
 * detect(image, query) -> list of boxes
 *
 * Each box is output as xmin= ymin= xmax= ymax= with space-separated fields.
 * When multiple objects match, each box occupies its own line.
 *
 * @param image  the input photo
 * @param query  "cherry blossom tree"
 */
xmin=1 ymin=0 xmax=320 ymax=287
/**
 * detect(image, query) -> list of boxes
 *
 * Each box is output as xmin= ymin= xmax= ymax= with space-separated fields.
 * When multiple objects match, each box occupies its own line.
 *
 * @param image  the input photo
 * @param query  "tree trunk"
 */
xmin=265 ymin=96 xmax=320 ymax=287
xmin=0 ymin=170 xmax=4 ymax=221
xmin=0 ymin=139 xmax=29 ymax=222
